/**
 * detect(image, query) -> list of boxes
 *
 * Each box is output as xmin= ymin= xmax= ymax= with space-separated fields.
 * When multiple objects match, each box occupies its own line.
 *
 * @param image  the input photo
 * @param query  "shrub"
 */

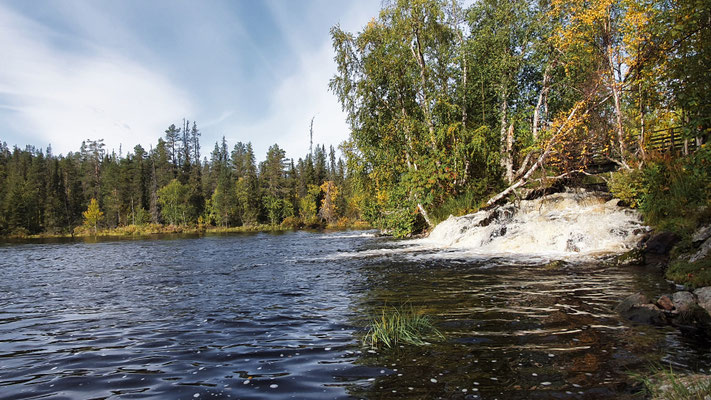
xmin=280 ymin=216 xmax=302 ymax=229
xmin=609 ymin=168 xmax=645 ymax=208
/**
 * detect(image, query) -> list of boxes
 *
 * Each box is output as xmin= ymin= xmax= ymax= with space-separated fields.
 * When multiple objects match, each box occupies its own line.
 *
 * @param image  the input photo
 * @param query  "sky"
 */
xmin=0 ymin=0 xmax=381 ymax=161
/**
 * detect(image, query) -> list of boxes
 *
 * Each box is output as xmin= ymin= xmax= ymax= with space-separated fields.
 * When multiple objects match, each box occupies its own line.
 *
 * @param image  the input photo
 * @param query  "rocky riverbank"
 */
xmin=614 ymin=223 xmax=711 ymax=331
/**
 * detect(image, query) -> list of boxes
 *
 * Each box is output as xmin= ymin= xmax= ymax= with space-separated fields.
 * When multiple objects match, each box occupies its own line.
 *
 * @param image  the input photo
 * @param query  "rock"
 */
xmin=624 ymin=304 xmax=667 ymax=325
xmin=657 ymin=295 xmax=674 ymax=311
xmin=689 ymin=238 xmax=711 ymax=263
xmin=614 ymin=293 xmax=649 ymax=313
xmin=672 ymin=291 xmax=696 ymax=314
xmin=645 ymin=232 xmax=680 ymax=255
xmin=692 ymin=225 xmax=711 ymax=244
xmin=612 ymin=248 xmax=644 ymax=267
xmin=694 ymin=287 xmax=711 ymax=315
xmin=615 ymin=293 xmax=666 ymax=324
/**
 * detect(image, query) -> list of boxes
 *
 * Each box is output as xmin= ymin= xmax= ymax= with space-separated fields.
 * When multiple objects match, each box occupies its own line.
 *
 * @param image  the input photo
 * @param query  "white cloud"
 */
xmin=0 ymin=4 xmax=194 ymax=155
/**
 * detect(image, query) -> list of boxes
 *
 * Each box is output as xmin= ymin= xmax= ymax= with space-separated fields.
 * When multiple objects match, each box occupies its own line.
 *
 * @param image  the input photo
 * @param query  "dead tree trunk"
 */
xmin=499 ymin=94 xmax=513 ymax=184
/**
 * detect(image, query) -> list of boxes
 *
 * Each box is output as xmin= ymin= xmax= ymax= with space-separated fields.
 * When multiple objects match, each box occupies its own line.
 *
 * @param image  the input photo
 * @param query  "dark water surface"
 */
xmin=1 ymin=231 xmax=710 ymax=399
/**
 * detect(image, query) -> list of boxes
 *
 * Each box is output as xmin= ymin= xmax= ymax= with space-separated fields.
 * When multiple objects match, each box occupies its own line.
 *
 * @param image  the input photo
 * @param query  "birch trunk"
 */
xmin=486 ymin=102 xmax=584 ymax=207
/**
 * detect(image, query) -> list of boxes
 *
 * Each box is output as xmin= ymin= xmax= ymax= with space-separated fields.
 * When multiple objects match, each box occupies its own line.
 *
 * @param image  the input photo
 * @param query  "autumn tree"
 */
xmin=318 ymin=181 xmax=339 ymax=223
xmin=82 ymin=198 xmax=103 ymax=234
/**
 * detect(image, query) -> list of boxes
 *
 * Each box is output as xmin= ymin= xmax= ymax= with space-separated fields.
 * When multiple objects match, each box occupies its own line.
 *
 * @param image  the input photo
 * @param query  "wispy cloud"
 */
xmin=0 ymin=0 xmax=381 ymax=161
xmin=0 ymin=3 xmax=194 ymax=155
xmin=225 ymin=0 xmax=381 ymax=161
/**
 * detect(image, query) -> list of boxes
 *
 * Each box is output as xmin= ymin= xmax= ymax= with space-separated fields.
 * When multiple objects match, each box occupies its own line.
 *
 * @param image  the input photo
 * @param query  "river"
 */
xmin=1 ymin=229 xmax=710 ymax=399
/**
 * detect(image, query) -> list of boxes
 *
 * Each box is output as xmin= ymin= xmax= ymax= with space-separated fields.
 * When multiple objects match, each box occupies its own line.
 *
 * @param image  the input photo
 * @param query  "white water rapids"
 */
xmin=420 ymin=190 xmax=648 ymax=260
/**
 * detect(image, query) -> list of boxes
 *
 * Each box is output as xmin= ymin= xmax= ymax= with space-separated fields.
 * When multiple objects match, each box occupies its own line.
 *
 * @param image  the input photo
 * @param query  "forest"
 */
xmin=0 ymin=119 xmax=359 ymax=236
xmin=1 ymin=0 xmax=709 ymax=239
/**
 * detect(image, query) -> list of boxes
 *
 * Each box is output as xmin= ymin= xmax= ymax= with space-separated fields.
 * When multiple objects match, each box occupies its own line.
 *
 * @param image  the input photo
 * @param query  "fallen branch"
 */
xmin=485 ymin=102 xmax=584 ymax=208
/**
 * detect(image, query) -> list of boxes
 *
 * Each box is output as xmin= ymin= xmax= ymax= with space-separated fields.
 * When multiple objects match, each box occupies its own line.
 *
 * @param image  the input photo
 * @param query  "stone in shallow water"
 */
xmin=615 ymin=293 xmax=666 ymax=324
xmin=657 ymin=295 xmax=674 ymax=311
xmin=694 ymin=287 xmax=711 ymax=315
xmin=614 ymin=293 xmax=649 ymax=314
xmin=672 ymin=291 xmax=696 ymax=314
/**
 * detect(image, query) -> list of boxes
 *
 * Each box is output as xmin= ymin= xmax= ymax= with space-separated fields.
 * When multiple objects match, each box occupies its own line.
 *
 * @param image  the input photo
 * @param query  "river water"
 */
xmin=1 ymin=230 xmax=710 ymax=399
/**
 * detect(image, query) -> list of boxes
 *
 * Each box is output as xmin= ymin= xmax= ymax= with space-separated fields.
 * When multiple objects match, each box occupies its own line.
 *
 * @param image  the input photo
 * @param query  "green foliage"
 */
xmin=609 ymin=169 xmax=646 ymax=208
xmin=157 ymin=179 xmax=189 ymax=226
xmin=299 ymin=184 xmax=321 ymax=221
xmin=609 ymin=147 xmax=711 ymax=236
xmin=665 ymin=256 xmax=711 ymax=288
xmin=264 ymin=195 xmax=283 ymax=226
xmin=382 ymin=208 xmax=427 ymax=239
xmin=364 ymin=305 xmax=444 ymax=349
xmin=430 ymin=187 xmax=490 ymax=225
xmin=134 ymin=207 xmax=150 ymax=225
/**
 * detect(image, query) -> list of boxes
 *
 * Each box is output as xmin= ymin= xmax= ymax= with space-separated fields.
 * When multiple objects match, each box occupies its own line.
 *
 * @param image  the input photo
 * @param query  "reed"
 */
xmin=364 ymin=305 xmax=443 ymax=349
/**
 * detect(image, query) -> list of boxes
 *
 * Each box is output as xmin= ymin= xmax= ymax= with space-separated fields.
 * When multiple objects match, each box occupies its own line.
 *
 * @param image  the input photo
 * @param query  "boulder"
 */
xmin=645 ymin=231 xmax=680 ymax=255
xmin=694 ymin=287 xmax=711 ymax=315
xmin=657 ymin=295 xmax=674 ymax=311
xmin=612 ymin=248 xmax=644 ymax=267
xmin=689 ymin=238 xmax=711 ymax=263
xmin=615 ymin=293 xmax=667 ymax=325
xmin=624 ymin=304 xmax=667 ymax=325
xmin=614 ymin=293 xmax=649 ymax=313
xmin=672 ymin=291 xmax=696 ymax=314
xmin=692 ymin=225 xmax=711 ymax=244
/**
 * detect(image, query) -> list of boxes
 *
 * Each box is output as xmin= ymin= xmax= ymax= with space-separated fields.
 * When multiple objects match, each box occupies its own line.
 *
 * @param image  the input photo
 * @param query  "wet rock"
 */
xmin=612 ymin=248 xmax=644 ymax=267
xmin=672 ymin=291 xmax=696 ymax=314
xmin=645 ymin=232 xmax=680 ymax=255
xmin=692 ymin=225 xmax=711 ymax=244
xmin=694 ymin=287 xmax=711 ymax=315
xmin=625 ymin=304 xmax=667 ymax=325
xmin=615 ymin=293 xmax=666 ymax=325
xmin=656 ymin=295 xmax=674 ymax=311
xmin=614 ymin=293 xmax=649 ymax=313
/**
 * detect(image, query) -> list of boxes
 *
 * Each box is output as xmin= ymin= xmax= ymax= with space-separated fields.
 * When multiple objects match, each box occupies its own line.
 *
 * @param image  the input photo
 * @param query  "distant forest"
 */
xmin=0 ymin=119 xmax=357 ymax=236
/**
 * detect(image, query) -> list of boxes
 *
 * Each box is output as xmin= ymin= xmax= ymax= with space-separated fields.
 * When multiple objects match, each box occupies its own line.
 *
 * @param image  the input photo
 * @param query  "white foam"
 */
xmin=422 ymin=190 xmax=646 ymax=259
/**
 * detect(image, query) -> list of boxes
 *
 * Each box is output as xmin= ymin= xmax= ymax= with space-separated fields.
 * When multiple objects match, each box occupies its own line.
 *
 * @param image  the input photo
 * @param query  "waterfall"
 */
xmin=424 ymin=190 xmax=647 ymax=258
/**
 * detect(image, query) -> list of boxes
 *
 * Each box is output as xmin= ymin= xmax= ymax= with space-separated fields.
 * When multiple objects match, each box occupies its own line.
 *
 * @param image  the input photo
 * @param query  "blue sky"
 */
xmin=0 ymin=0 xmax=381 ymax=161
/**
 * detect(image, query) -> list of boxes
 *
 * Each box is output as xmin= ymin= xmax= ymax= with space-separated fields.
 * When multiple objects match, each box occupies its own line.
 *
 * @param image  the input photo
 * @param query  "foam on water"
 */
xmin=422 ymin=190 xmax=647 ymax=258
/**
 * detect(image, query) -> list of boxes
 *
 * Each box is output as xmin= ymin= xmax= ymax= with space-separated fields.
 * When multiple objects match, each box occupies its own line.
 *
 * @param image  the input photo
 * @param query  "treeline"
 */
xmin=331 ymin=0 xmax=710 ymax=235
xmin=0 ymin=120 xmax=361 ymax=236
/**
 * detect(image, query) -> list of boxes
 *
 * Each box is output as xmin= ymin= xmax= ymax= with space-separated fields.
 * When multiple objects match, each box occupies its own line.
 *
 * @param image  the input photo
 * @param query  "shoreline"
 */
xmin=0 ymin=221 xmax=372 ymax=241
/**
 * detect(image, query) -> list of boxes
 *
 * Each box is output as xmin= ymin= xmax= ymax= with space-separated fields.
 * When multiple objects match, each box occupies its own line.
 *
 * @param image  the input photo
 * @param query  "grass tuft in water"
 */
xmin=363 ymin=305 xmax=444 ymax=349
xmin=636 ymin=364 xmax=711 ymax=400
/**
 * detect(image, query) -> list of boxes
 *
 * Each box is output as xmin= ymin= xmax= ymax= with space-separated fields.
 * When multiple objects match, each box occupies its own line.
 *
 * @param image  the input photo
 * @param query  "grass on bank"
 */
xmin=4 ymin=217 xmax=371 ymax=239
xmin=363 ymin=305 xmax=444 ymax=349
xmin=636 ymin=364 xmax=711 ymax=400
